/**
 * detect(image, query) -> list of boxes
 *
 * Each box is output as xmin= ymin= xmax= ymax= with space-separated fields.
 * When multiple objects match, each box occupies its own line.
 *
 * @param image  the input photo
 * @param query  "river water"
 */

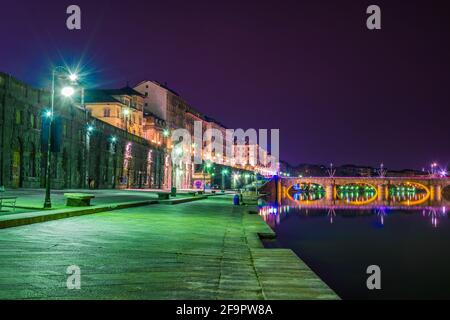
xmin=260 ymin=199 xmax=450 ymax=299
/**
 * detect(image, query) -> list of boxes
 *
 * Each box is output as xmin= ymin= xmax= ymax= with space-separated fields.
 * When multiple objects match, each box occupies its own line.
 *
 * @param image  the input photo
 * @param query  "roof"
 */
xmin=103 ymin=86 xmax=145 ymax=98
xmin=135 ymin=80 xmax=228 ymax=128
xmin=84 ymin=89 xmax=122 ymax=104
xmin=135 ymin=80 xmax=181 ymax=97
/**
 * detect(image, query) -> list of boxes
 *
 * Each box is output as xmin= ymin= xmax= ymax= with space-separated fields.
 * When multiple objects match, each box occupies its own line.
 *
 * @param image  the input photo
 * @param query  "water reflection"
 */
xmin=337 ymin=184 xmax=376 ymax=203
xmin=389 ymin=184 xmax=428 ymax=203
xmin=259 ymin=204 xmax=448 ymax=229
xmin=290 ymin=183 xmax=325 ymax=201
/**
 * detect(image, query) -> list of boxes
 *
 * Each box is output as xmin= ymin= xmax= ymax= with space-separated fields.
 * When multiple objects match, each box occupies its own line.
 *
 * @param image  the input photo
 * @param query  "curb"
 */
xmin=0 ymin=200 xmax=159 ymax=229
xmin=0 ymin=194 xmax=215 ymax=229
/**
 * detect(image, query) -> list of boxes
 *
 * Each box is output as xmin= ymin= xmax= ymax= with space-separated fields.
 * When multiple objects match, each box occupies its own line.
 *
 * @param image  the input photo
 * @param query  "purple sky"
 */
xmin=1 ymin=0 xmax=449 ymax=170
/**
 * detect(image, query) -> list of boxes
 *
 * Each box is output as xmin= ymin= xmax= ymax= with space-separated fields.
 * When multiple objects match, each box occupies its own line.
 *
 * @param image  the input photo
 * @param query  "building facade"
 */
xmin=0 ymin=72 xmax=277 ymax=191
xmin=0 ymin=72 xmax=166 ymax=190
xmin=134 ymin=79 xmax=278 ymax=190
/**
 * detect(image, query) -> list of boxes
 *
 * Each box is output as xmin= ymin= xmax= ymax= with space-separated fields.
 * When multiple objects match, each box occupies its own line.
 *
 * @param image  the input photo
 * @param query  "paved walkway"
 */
xmin=0 ymin=188 xmax=174 ymax=210
xmin=0 ymin=196 xmax=338 ymax=300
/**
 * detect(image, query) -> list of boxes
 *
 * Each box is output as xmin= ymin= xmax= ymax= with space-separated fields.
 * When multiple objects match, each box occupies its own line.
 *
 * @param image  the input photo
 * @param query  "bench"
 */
xmin=157 ymin=192 xmax=170 ymax=200
xmin=0 ymin=196 xmax=17 ymax=212
xmin=187 ymin=191 xmax=198 ymax=197
xmin=64 ymin=193 xmax=95 ymax=207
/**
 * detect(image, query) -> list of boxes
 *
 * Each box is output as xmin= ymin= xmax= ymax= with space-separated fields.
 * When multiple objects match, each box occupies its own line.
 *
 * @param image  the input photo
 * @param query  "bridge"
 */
xmin=262 ymin=176 xmax=450 ymax=207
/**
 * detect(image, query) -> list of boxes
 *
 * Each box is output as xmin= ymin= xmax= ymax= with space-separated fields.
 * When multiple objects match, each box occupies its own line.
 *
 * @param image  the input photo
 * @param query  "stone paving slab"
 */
xmin=0 ymin=196 xmax=339 ymax=300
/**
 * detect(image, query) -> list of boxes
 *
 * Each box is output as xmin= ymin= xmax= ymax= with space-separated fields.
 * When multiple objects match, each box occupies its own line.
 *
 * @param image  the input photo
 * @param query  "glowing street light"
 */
xmin=61 ymin=86 xmax=75 ymax=97
xmin=202 ymin=161 xmax=213 ymax=192
xmin=232 ymin=173 xmax=240 ymax=190
xmin=68 ymin=73 xmax=78 ymax=82
xmin=221 ymin=169 xmax=229 ymax=192
xmin=123 ymin=108 xmax=131 ymax=132
xmin=163 ymin=129 xmax=170 ymax=137
xmin=44 ymin=66 xmax=80 ymax=208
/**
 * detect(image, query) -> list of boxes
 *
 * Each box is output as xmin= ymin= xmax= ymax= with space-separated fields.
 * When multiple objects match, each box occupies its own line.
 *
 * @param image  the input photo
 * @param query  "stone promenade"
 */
xmin=0 ymin=196 xmax=338 ymax=300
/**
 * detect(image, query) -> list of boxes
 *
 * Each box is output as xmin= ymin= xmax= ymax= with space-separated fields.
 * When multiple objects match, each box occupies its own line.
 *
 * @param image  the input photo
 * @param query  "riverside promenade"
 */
xmin=0 ymin=195 xmax=338 ymax=300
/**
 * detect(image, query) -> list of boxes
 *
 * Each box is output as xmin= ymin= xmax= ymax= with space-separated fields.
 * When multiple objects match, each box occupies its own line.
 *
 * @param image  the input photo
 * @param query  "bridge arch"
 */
xmin=388 ymin=181 xmax=431 ymax=206
xmin=336 ymin=182 xmax=378 ymax=205
xmin=286 ymin=182 xmax=326 ymax=202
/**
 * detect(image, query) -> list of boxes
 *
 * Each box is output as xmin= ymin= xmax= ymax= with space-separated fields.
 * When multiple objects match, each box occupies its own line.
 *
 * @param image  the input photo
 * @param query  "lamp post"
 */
xmin=221 ymin=169 xmax=229 ymax=192
xmin=244 ymin=173 xmax=250 ymax=186
xmin=123 ymin=108 xmax=130 ymax=133
xmin=232 ymin=172 xmax=240 ymax=190
xmin=110 ymin=136 xmax=118 ymax=188
xmin=43 ymin=67 xmax=76 ymax=208
xmin=203 ymin=161 xmax=212 ymax=192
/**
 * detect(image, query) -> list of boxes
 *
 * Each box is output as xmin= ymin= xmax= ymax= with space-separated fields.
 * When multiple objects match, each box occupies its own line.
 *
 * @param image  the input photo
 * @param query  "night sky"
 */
xmin=1 ymin=0 xmax=449 ymax=170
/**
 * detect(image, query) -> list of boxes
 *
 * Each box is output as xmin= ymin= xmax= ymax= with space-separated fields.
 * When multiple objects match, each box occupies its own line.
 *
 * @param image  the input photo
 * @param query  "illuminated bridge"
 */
xmin=264 ymin=177 xmax=450 ymax=207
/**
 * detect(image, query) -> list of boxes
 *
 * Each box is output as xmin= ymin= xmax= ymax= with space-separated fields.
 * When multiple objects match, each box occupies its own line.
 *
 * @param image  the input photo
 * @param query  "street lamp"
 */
xmin=203 ymin=161 xmax=213 ymax=192
xmin=43 ymin=67 xmax=76 ymax=209
xmin=123 ymin=108 xmax=130 ymax=133
xmin=244 ymin=173 xmax=250 ymax=186
xmin=163 ymin=129 xmax=170 ymax=137
xmin=69 ymin=73 xmax=78 ymax=82
xmin=232 ymin=172 xmax=240 ymax=190
xmin=221 ymin=169 xmax=229 ymax=192
xmin=61 ymin=86 xmax=75 ymax=97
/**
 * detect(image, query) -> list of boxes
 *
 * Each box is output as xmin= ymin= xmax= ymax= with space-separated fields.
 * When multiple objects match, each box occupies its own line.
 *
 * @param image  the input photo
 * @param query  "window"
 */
xmin=15 ymin=109 xmax=21 ymax=125
xmin=104 ymin=108 xmax=111 ymax=117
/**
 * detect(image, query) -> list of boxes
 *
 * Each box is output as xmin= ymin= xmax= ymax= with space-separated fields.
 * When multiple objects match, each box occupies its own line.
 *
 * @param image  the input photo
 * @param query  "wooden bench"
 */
xmin=64 ymin=193 xmax=95 ymax=207
xmin=156 ymin=192 xmax=170 ymax=200
xmin=0 ymin=196 xmax=17 ymax=212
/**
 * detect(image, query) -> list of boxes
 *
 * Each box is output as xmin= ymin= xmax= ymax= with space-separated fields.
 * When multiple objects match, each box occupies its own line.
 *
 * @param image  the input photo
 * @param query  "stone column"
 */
xmin=431 ymin=184 xmax=442 ymax=202
xmin=277 ymin=177 xmax=282 ymax=204
xmin=325 ymin=183 xmax=334 ymax=201
xmin=377 ymin=184 xmax=386 ymax=201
